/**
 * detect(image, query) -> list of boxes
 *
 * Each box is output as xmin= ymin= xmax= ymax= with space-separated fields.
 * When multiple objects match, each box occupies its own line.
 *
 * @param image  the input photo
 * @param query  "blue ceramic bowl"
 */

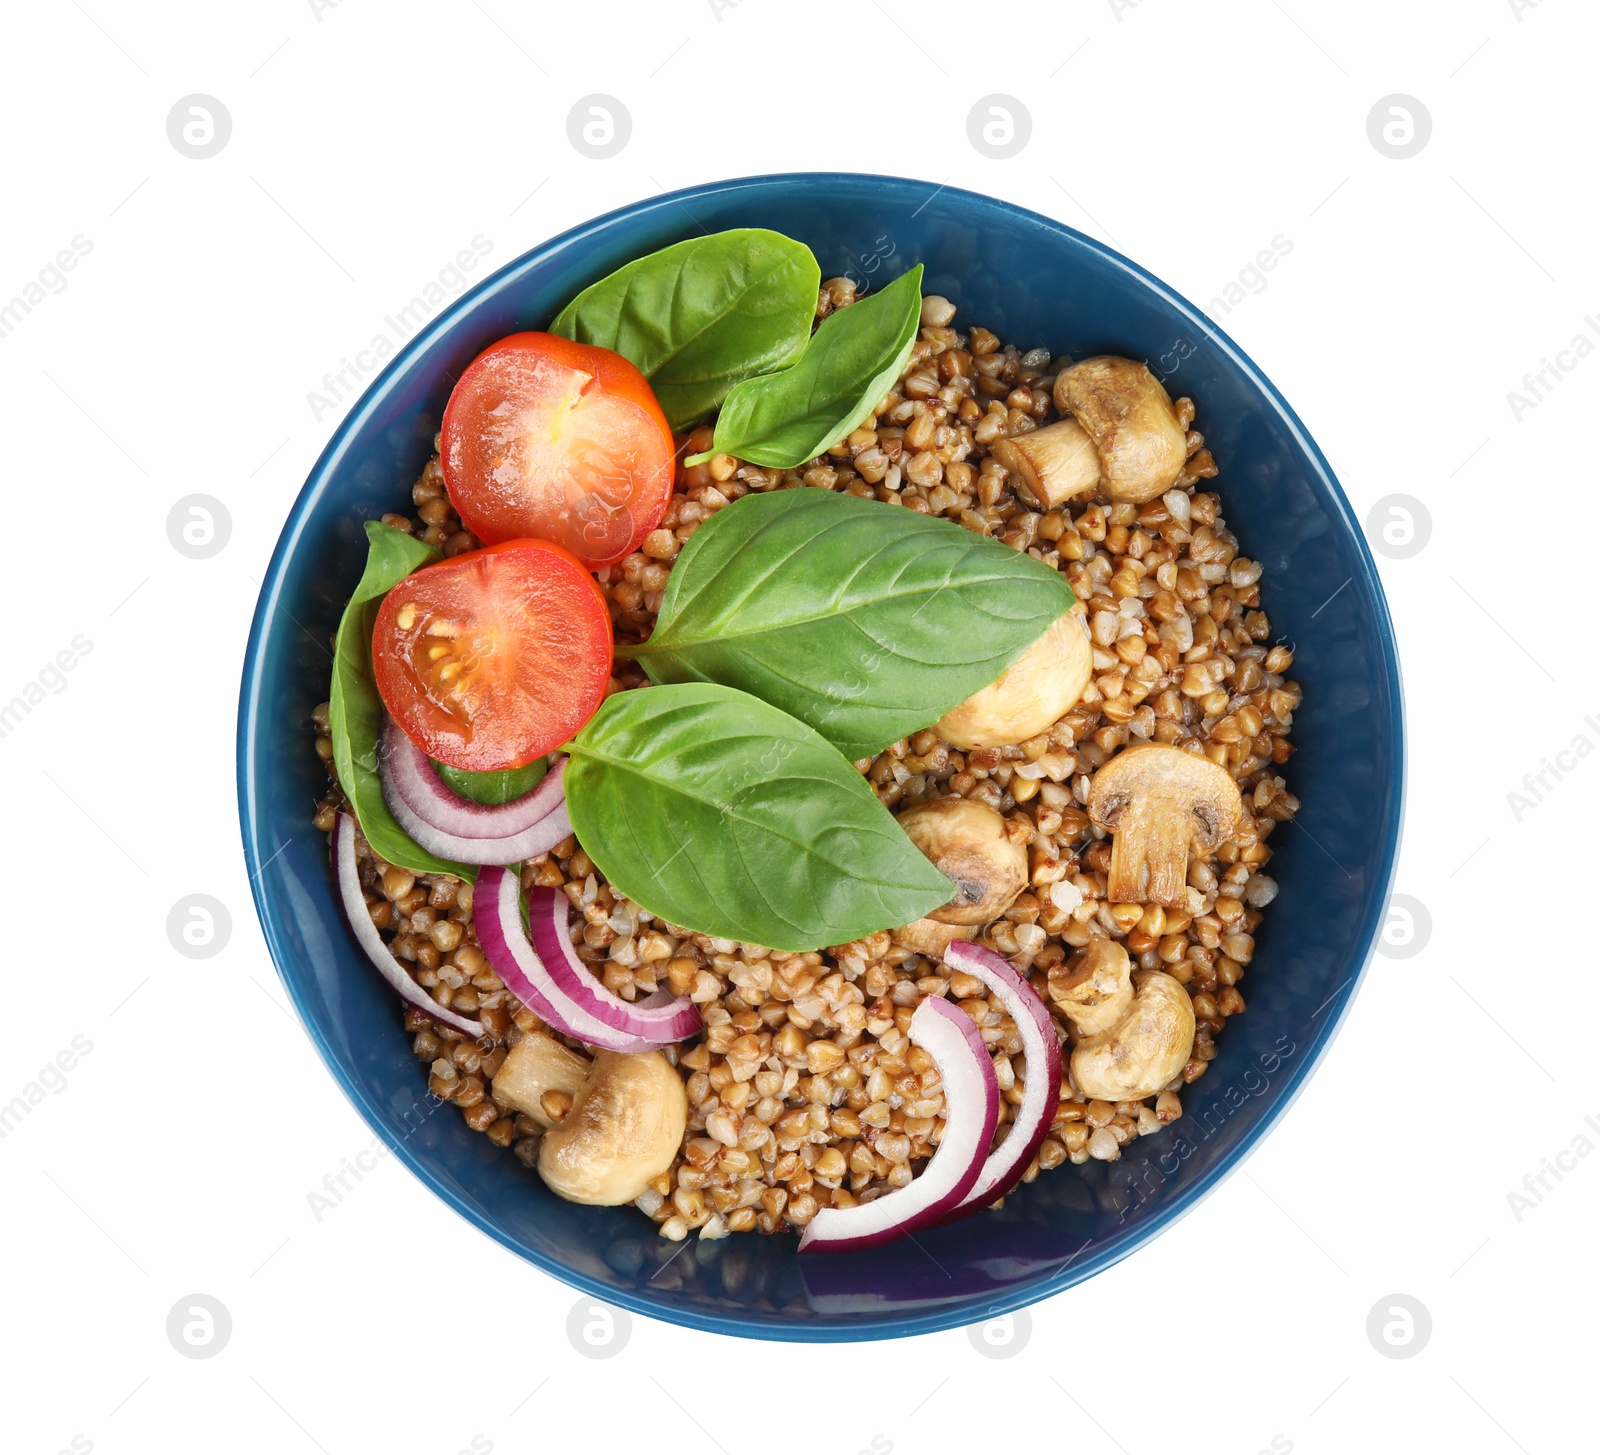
xmin=238 ymin=173 xmax=1402 ymax=1341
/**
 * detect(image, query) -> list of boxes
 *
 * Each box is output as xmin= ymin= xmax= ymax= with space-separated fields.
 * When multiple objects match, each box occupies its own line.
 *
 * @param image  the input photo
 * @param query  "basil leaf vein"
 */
xmin=564 ymin=683 xmax=953 ymax=952
xmin=328 ymin=521 xmax=473 ymax=879
xmin=689 ymin=264 xmax=925 ymax=469
xmin=550 ymin=228 xmax=820 ymax=433
xmin=630 ymin=490 xmax=1076 ymax=760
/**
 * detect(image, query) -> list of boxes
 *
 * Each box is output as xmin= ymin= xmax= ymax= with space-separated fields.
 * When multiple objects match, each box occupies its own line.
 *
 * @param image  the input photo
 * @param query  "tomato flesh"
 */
xmin=442 ymin=332 xmax=675 ymax=569
xmin=372 ymin=539 xmax=612 ymax=772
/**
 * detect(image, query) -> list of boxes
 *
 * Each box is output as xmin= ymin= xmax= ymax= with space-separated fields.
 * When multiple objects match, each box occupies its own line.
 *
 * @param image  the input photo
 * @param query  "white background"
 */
xmin=2 ymin=1 xmax=1593 ymax=1452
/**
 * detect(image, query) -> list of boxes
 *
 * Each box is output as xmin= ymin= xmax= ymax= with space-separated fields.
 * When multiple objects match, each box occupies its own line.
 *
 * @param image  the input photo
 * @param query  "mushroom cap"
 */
xmin=537 ymin=1050 xmax=687 ymax=1205
xmin=934 ymin=611 xmax=1092 ymax=750
xmin=1055 ymin=356 xmax=1187 ymax=505
xmin=1048 ymin=936 xmax=1134 ymax=1039
xmin=1071 ymin=970 xmax=1195 ymax=1101
xmin=1087 ymin=744 xmax=1243 ymax=908
xmin=896 ymin=796 xmax=1028 ymax=925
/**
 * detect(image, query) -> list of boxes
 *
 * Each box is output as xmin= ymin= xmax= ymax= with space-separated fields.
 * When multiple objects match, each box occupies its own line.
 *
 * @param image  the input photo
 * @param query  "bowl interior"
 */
xmin=239 ymin=173 xmax=1402 ymax=1340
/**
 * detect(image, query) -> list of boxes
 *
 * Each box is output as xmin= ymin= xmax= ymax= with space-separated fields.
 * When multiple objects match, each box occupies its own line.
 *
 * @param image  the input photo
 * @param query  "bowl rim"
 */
xmin=238 ymin=169 xmax=1405 ymax=1342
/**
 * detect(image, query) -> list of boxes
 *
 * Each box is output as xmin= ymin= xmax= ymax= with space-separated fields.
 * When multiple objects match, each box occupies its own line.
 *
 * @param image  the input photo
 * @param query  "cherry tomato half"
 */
xmin=372 ymin=539 xmax=612 ymax=772
xmin=441 ymin=332 xmax=675 ymax=569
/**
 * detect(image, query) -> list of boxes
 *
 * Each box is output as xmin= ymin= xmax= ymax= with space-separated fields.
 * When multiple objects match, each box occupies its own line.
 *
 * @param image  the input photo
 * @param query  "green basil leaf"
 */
xmin=691 ymin=264 xmax=924 ymax=469
xmin=629 ymin=489 xmax=1076 ymax=760
xmin=433 ymin=756 xmax=548 ymax=806
xmin=550 ymin=228 xmax=820 ymax=432
xmin=328 ymin=521 xmax=473 ymax=879
xmin=564 ymin=683 xmax=953 ymax=951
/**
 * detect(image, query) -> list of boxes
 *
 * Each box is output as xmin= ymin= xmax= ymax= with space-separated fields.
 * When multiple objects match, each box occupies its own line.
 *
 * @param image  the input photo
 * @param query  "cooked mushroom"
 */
xmin=1049 ymin=939 xmax=1193 ymax=1099
xmin=989 ymin=418 xmax=1102 ymax=509
xmin=1069 ymin=970 xmax=1195 ymax=1101
xmin=896 ymin=797 xmax=1028 ymax=925
xmin=934 ymin=611 xmax=1092 ymax=749
xmin=537 ymin=1050 xmax=687 ymax=1205
xmin=490 ymin=1029 xmax=591 ymax=1129
xmin=1047 ymin=937 xmax=1134 ymax=1038
xmin=1052 ymin=356 xmax=1188 ymax=504
xmin=1087 ymin=744 xmax=1243 ymax=909
xmin=891 ymin=917 xmax=978 ymax=959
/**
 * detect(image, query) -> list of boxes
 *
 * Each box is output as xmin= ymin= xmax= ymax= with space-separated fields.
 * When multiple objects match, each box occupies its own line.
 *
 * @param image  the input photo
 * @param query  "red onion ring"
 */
xmin=333 ymin=813 xmax=484 ymax=1037
xmin=379 ymin=717 xmax=572 ymax=865
xmin=475 ymin=866 xmax=702 ymax=1051
xmin=798 ymin=996 xmax=999 ymax=1254
xmin=525 ymin=886 xmax=701 ymax=1038
xmin=938 ymin=941 xmax=1063 ymax=1220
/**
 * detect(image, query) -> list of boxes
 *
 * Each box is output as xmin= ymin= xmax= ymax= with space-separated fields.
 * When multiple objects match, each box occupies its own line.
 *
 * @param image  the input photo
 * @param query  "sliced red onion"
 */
xmin=524 ymin=886 xmax=701 ymax=1038
xmin=475 ymin=867 xmax=701 ymax=1051
xmin=379 ymin=716 xmax=572 ymax=865
xmin=938 ymin=941 xmax=1064 ymax=1220
xmin=798 ymin=996 xmax=998 ymax=1254
xmin=333 ymin=813 xmax=483 ymax=1037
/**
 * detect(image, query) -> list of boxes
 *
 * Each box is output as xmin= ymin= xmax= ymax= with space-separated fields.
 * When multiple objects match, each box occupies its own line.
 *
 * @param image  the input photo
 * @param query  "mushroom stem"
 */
xmin=491 ymin=1030 xmax=591 ymax=1129
xmin=1048 ymin=938 xmax=1134 ymax=1038
xmin=1104 ymin=798 xmax=1191 ymax=908
xmin=1086 ymin=744 xmax=1244 ymax=911
xmin=990 ymin=418 xmax=1101 ymax=508
xmin=892 ymin=917 xmax=978 ymax=959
